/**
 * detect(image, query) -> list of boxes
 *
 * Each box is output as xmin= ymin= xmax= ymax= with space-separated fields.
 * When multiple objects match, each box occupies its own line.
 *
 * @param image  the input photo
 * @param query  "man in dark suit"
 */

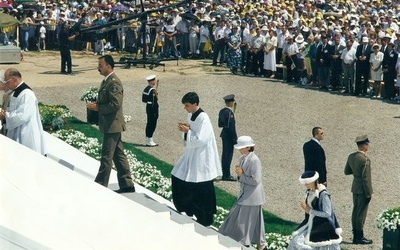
xmin=308 ymin=36 xmax=320 ymax=86
xmin=316 ymin=35 xmax=331 ymax=89
xmin=355 ymin=36 xmax=372 ymax=96
xmin=329 ymin=34 xmax=345 ymax=91
xmin=303 ymin=127 xmax=327 ymax=186
xmin=218 ymin=94 xmax=238 ymax=181
xmin=86 ymin=55 xmax=135 ymax=193
xmin=382 ymin=42 xmax=398 ymax=99
xmin=344 ymin=135 xmax=373 ymax=245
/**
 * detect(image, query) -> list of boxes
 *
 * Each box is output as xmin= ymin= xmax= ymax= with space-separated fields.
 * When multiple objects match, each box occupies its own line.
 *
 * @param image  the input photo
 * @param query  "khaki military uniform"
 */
xmin=94 ymin=73 xmax=134 ymax=189
xmin=344 ymin=150 xmax=373 ymax=233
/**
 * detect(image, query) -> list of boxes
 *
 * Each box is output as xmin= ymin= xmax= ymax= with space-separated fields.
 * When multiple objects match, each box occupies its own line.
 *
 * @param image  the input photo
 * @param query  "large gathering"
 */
xmin=1 ymin=0 xmax=400 ymax=249
xmin=2 ymin=0 xmax=400 ymax=99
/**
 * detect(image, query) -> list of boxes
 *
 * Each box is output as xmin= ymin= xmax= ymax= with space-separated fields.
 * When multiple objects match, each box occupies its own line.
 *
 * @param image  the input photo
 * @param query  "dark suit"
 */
xmin=95 ymin=73 xmax=135 ymax=189
xmin=355 ymin=44 xmax=372 ymax=95
xmin=344 ymin=151 xmax=373 ymax=235
xmin=303 ymin=139 xmax=327 ymax=184
xmin=382 ymin=49 xmax=398 ymax=99
xmin=218 ymin=107 xmax=237 ymax=177
xmin=308 ymin=41 xmax=320 ymax=84
xmin=316 ymin=43 xmax=331 ymax=87
xmin=329 ymin=44 xmax=346 ymax=90
xmin=58 ymin=25 xmax=72 ymax=74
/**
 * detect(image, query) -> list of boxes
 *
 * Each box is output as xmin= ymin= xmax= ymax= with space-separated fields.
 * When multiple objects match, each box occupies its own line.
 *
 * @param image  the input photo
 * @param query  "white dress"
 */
xmin=369 ymin=52 xmax=384 ymax=81
xmin=264 ymin=35 xmax=277 ymax=71
xmin=5 ymin=82 xmax=47 ymax=155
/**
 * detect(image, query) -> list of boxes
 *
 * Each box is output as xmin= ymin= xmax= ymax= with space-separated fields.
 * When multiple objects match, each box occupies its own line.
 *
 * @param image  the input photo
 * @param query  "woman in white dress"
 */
xmin=264 ymin=29 xmax=277 ymax=78
xmin=369 ymin=43 xmax=384 ymax=98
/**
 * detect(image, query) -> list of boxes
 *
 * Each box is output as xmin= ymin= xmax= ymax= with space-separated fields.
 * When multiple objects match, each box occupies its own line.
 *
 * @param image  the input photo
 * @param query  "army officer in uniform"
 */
xmin=142 ymin=74 xmax=159 ymax=147
xmin=344 ymin=135 xmax=373 ymax=245
xmin=87 ymin=55 xmax=135 ymax=193
xmin=218 ymin=94 xmax=238 ymax=181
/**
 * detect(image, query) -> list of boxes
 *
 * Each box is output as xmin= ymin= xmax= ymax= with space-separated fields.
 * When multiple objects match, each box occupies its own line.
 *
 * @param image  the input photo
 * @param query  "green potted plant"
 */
xmin=38 ymin=103 xmax=71 ymax=131
xmin=377 ymin=207 xmax=400 ymax=250
xmin=80 ymin=86 xmax=99 ymax=125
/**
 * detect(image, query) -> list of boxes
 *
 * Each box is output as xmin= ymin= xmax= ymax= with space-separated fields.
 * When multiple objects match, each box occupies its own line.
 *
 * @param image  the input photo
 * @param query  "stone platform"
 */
xmin=0 ymin=45 xmax=20 ymax=64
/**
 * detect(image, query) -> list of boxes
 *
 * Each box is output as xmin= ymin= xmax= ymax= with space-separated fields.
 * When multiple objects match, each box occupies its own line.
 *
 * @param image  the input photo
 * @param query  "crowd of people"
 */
xmin=2 ymin=0 xmax=400 ymax=99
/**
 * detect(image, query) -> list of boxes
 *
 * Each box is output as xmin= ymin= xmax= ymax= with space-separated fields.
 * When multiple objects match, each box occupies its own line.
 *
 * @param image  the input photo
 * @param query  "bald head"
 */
xmin=4 ymin=68 xmax=22 ymax=90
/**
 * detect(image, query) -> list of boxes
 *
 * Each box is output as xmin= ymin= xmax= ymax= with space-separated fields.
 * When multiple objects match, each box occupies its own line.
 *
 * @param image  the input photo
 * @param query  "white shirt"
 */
xmin=213 ymin=26 xmax=226 ymax=40
xmin=199 ymin=25 xmax=209 ymax=43
xmin=39 ymin=26 xmax=46 ymax=38
xmin=171 ymin=111 xmax=222 ymax=182
xmin=240 ymin=27 xmax=251 ymax=44
xmin=341 ymin=47 xmax=357 ymax=64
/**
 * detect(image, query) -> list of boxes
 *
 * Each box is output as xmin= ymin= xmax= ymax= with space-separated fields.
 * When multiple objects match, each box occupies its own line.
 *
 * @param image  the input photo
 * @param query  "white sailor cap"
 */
xmin=146 ymin=74 xmax=156 ymax=81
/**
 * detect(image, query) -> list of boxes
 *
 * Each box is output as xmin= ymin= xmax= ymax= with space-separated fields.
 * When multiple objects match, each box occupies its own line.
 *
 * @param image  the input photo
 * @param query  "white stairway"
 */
xmin=0 ymin=133 xmax=254 ymax=250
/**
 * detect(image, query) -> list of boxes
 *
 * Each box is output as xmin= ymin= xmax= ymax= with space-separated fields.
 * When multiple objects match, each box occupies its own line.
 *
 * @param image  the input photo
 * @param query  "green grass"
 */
xmin=65 ymin=116 xmax=297 ymax=235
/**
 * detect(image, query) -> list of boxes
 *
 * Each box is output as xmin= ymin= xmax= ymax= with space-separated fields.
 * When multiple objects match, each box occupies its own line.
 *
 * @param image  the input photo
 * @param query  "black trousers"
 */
xmin=241 ymin=45 xmax=249 ymax=73
xmin=145 ymin=105 xmax=158 ymax=138
xmin=221 ymin=138 xmax=234 ymax=177
xmin=285 ymin=55 xmax=299 ymax=82
xmin=60 ymin=48 xmax=72 ymax=73
xmin=383 ymin=71 xmax=396 ymax=99
xmin=212 ymin=40 xmax=226 ymax=64
xmin=251 ymin=50 xmax=264 ymax=76
xmin=355 ymin=65 xmax=370 ymax=95
xmin=171 ymin=175 xmax=216 ymax=226
xmin=330 ymin=64 xmax=342 ymax=89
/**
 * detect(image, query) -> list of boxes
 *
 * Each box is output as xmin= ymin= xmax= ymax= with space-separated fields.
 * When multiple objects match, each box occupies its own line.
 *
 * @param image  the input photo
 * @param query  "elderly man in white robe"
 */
xmin=0 ymin=68 xmax=46 ymax=155
xmin=171 ymin=92 xmax=222 ymax=227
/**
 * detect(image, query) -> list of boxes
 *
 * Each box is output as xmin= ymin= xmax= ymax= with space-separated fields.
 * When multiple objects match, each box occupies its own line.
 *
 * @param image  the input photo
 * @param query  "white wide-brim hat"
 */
xmin=234 ymin=136 xmax=255 ymax=149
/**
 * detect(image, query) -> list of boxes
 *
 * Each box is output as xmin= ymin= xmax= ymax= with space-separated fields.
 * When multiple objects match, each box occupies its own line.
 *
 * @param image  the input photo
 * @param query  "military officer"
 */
xmin=86 ymin=55 xmax=135 ymax=193
xmin=218 ymin=94 xmax=238 ymax=181
xmin=344 ymin=135 xmax=373 ymax=245
xmin=142 ymin=74 xmax=159 ymax=147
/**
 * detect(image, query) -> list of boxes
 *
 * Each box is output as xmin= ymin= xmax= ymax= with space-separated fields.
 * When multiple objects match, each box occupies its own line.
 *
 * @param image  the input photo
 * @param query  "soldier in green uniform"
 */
xmin=87 ymin=55 xmax=135 ymax=193
xmin=344 ymin=135 xmax=373 ymax=245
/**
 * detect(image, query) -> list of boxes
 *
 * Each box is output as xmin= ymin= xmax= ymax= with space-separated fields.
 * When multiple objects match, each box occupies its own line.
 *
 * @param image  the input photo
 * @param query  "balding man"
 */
xmin=0 ymin=68 xmax=46 ymax=155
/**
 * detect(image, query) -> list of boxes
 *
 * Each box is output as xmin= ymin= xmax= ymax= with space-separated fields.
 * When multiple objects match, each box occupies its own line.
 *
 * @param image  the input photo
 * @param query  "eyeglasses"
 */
xmin=4 ymin=77 xmax=13 ymax=84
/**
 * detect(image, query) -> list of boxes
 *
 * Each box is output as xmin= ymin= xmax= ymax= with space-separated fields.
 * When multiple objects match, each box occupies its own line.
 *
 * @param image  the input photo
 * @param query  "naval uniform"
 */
xmin=218 ymin=106 xmax=237 ymax=178
xmin=142 ymin=85 xmax=159 ymax=138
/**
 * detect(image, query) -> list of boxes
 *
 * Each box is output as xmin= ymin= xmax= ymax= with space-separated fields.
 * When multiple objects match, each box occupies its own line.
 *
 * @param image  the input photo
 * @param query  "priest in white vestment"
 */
xmin=171 ymin=92 xmax=222 ymax=226
xmin=0 ymin=68 xmax=46 ymax=155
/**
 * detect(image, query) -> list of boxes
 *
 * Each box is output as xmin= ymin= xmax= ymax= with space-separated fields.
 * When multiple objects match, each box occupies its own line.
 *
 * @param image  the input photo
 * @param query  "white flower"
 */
xmin=376 ymin=207 xmax=400 ymax=231
xmin=81 ymin=86 xmax=99 ymax=102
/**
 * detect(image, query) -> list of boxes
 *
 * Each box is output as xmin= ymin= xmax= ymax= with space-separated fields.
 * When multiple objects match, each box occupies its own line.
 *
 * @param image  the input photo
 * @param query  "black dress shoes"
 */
xmin=114 ymin=186 xmax=136 ymax=193
xmin=353 ymin=237 xmax=373 ymax=245
xmin=222 ymin=175 xmax=237 ymax=182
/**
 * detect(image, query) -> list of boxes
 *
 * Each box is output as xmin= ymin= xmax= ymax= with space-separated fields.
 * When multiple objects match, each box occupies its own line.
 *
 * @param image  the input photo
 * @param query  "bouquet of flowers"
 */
xmin=80 ymin=86 xmax=99 ymax=102
xmin=377 ymin=207 xmax=400 ymax=231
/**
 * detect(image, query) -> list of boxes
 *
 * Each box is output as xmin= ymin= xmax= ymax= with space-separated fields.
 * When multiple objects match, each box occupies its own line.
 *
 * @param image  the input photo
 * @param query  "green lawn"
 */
xmin=66 ymin=117 xmax=297 ymax=236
